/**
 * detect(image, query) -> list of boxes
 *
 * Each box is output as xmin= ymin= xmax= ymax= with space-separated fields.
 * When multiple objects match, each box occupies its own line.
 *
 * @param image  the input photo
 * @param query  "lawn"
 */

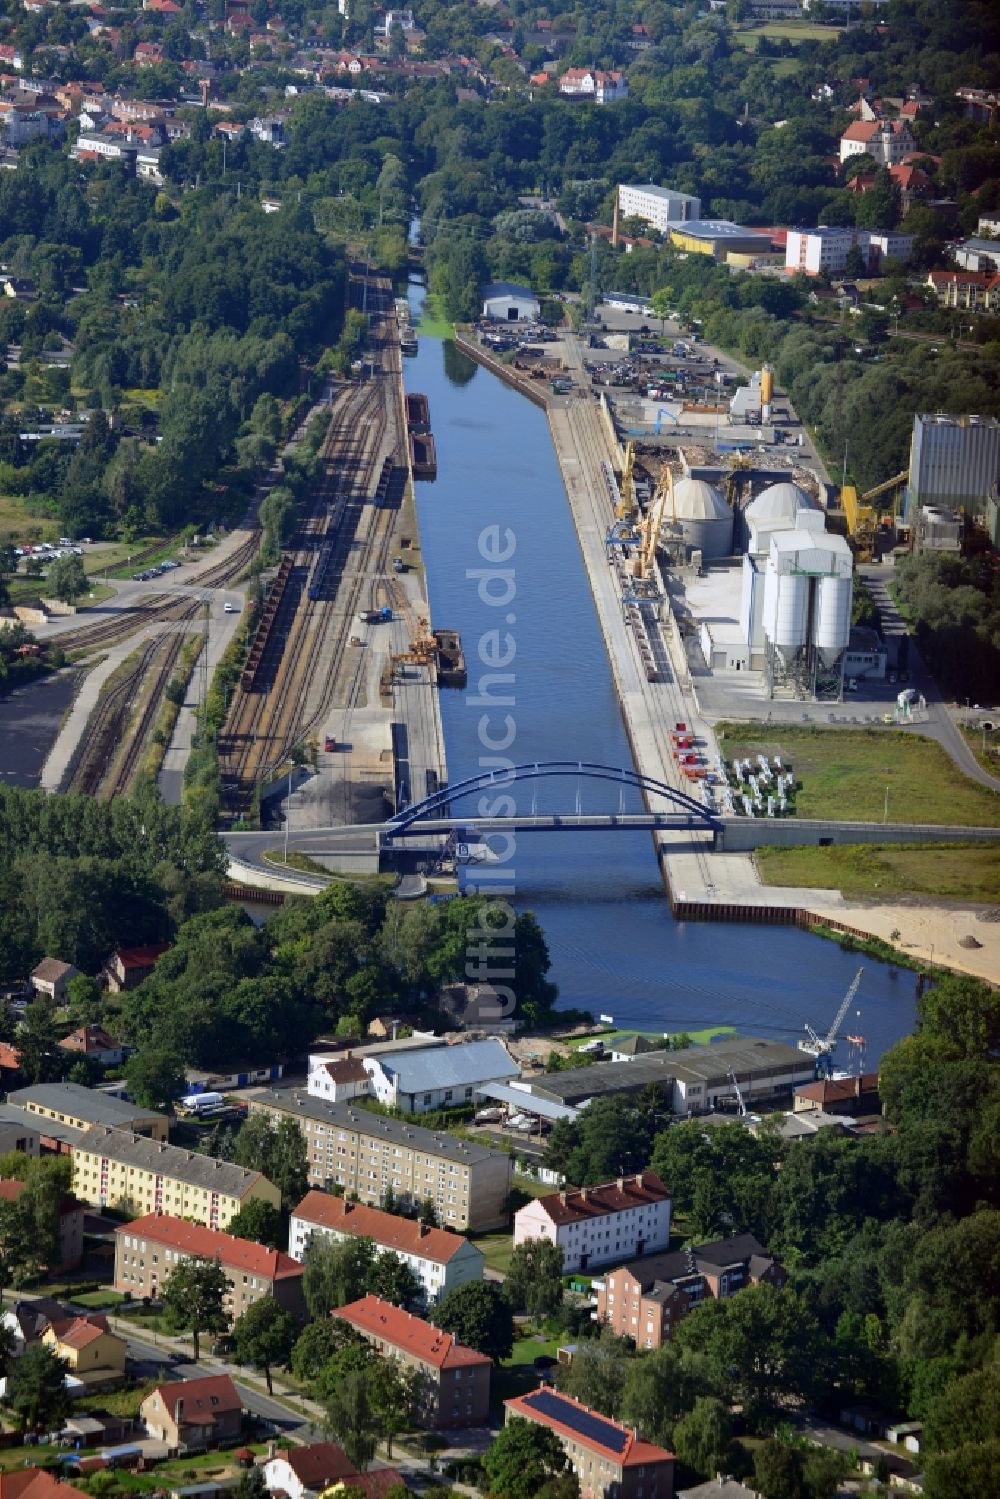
xmin=567 ymin=1025 xmax=736 ymax=1051
xmin=757 ymin=841 xmax=1000 ymax=901
xmin=471 ymin=1230 xmax=516 ymax=1278
xmin=0 ymin=494 xmax=59 ymax=544
xmin=493 ymin=1331 xmax=562 ymax=1409
xmin=71 ymin=1289 xmax=125 ymax=1310
xmin=735 ymin=20 xmax=843 ymax=47
xmin=715 ymin=722 xmax=1000 ymax=827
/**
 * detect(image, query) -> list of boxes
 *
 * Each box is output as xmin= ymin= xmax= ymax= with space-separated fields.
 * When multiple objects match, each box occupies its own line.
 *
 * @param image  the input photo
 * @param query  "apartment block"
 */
xmin=8 ymin=1083 xmax=167 ymax=1143
xmin=513 ymin=1173 xmax=672 ymax=1274
xmin=333 ymin=1295 xmax=491 ymax=1428
xmin=289 ymin=1190 xmax=483 ymax=1305
xmin=115 ymin=1213 xmax=305 ymax=1321
xmin=72 ymin=1126 xmax=280 ymax=1229
xmin=592 ymin=1233 xmax=786 ymax=1349
xmin=505 ymin=1386 xmax=675 ymax=1499
xmin=248 ymin=1091 xmax=511 ymax=1232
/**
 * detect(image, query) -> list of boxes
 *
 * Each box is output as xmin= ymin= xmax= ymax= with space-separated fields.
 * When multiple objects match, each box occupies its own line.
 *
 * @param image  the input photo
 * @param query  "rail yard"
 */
xmin=27 ymin=264 xmax=448 ymax=844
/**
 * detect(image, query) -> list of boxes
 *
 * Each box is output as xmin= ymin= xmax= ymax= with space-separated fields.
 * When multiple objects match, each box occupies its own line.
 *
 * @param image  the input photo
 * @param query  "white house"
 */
xmin=482 ymin=281 xmax=540 ymax=322
xmin=288 ymin=1190 xmax=484 ymax=1305
xmin=785 ymin=226 xmax=913 ymax=276
xmin=839 ymin=118 xmax=915 ymax=165
xmin=363 ymin=1037 xmax=519 ymax=1114
xmin=559 ymin=68 xmax=628 ymax=104
xmin=513 ymin=1172 xmax=672 ymax=1274
xmin=263 ymin=1443 xmax=359 ymax=1499
xmin=307 ymin=1051 xmax=372 ymax=1103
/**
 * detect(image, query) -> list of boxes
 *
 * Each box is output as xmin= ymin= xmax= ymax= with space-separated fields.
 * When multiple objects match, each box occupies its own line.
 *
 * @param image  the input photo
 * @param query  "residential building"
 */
xmin=677 ymin=1481 xmax=757 ymax=1499
xmin=72 ymin=1126 xmax=280 ymax=1228
xmin=954 ymin=237 xmax=1000 ymax=273
xmin=592 ymin=1233 xmax=786 ymax=1349
xmin=288 ymin=1190 xmax=483 ymax=1305
xmin=307 ymin=1052 xmax=372 ymax=1103
xmin=956 ymin=87 xmax=1000 ymax=125
xmin=1 ymin=1297 xmax=72 ymax=1359
xmin=361 ymin=1037 xmax=519 ymax=1114
xmin=513 ymin=1173 xmax=672 ymax=1274
xmin=0 ymin=1180 xmax=84 ymax=1271
xmin=0 ymin=1472 xmax=90 ymax=1499
xmin=839 ymin=118 xmax=915 ymax=164
xmin=333 ymin=1295 xmax=491 ymax=1428
xmin=505 ymin=1385 xmax=675 ymax=1499
xmin=58 ymin=1026 xmax=126 ymax=1067
xmin=248 ymin=1091 xmax=511 ymax=1231
xmin=481 ymin=281 xmax=540 ymax=322
xmin=977 ymin=214 xmax=1000 ymax=236
xmin=0 ymin=1118 xmax=39 ymax=1158
xmin=8 ymin=1083 xmax=168 ymax=1143
xmin=140 ymin=1375 xmax=243 ymax=1447
xmin=42 ymin=1315 xmax=127 ymax=1386
xmin=30 ymin=958 xmax=79 ymax=1001
xmin=559 ymin=68 xmax=628 ymax=104
xmin=114 ymin=1213 xmax=306 ymax=1321
xmin=103 ymin=945 xmax=170 ymax=992
xmin=617 ymin=184 xmax=701 ymax=232
xmin=793 ymin=1073 xmax=881 ymax=1116
xmin=261 ymin=1443 xmax=358 ymax=1499
xmin=846 ymin=161 xmax=932 ymax=211
xmin=0 ymin=1102 xmax=80 ymax=1154
xmin=785 ymin=226 xmax=913 ymax=276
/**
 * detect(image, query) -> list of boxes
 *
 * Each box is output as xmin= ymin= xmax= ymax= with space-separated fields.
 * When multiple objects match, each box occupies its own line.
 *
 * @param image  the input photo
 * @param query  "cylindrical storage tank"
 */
xmin=671 ymin=477 xmax=734 ymax=560
xmin=762 ymin=561 xmax=779 ymax=640
xmin=774 ymin=573 xmax=809 ymax=648
xmin=760 ymin=365 xmax=774 ymax=406
xmin=814 ymin=576 xmax=852 ymax=651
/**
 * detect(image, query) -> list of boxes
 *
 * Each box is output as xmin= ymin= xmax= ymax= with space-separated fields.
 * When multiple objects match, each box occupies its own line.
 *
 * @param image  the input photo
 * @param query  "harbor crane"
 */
xmin=798 ymin=967 xmax=864 ymax=1075
xmin=615 ymin=441 xmax=639 ymax=522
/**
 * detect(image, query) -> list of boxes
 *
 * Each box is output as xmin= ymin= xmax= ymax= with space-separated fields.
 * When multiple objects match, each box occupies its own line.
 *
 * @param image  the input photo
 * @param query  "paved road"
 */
xmin=861 ymin=565 xmax=1000 ymax=792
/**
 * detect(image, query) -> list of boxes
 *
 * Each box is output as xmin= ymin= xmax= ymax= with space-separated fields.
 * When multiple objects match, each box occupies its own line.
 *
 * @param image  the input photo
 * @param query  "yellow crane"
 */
xmin=841 ymin=469 xmax=908 ymax=561
xmin=725 ymin=452 xmax=752 ymax=510
xmin=635 ymin=467 xmax=673 ymax=581
xmin=616 ymin=441 xmax=639 ymax=522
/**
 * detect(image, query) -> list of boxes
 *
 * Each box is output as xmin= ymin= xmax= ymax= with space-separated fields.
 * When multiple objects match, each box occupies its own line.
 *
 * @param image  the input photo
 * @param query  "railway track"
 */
xmin=105 ymin=626 xmax=193 ymax=798
xmin=62 ymin=633 xmax=172 ymax=796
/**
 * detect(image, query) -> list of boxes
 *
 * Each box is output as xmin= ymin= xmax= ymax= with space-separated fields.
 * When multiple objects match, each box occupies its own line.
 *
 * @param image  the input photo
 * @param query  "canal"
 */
xmin=405 ymin=284 xmax=915 ymax=1064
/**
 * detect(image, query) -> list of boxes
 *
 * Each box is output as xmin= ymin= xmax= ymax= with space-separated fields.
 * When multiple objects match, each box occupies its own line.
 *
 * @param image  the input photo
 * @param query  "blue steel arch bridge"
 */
xmin=380 ymin=760 xmax=721 ymax=849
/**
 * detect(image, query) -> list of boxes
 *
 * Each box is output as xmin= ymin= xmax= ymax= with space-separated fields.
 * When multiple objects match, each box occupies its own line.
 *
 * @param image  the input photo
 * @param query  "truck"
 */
xmin=179 ymin=1091 xmax=225 ymax=1115
xmin=392 ymin=557 xmax=406 ymax=573
xmin=359 ymin=607 xmax=392 ymax=624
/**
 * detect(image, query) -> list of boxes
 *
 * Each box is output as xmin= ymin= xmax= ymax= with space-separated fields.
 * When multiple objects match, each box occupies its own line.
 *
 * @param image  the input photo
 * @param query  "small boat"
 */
xmin=433 ymin=629 xmax=467 ymax=687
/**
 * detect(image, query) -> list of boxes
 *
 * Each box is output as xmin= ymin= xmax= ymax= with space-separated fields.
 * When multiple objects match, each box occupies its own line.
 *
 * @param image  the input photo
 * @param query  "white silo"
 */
xmin=745 ymin=481 xmax=819 ymax=555
xmin=669 ymin=477 xmax=733 ymax=560
xmin=774 ymin=572 xmax=810 ymax=648
xmin=815 ymin=574 xmax=852 ymax=653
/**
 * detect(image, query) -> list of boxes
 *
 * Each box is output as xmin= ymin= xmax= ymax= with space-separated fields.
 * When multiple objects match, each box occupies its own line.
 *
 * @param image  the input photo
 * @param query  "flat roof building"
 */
xmin=248 ymin=1090 xmax=511 ymax=1232
xmin=7 ymin=1083 xmax=168 ymax=1142
xmin=72 ymin=1126 xmax=280 ymax=1229
xmin=618 ymin=183 xmax=701 ymax=232
xmin=670 ymin=221 xmax=772 ymax=260
xmin=908 ymin=412 xmax=1000 ymax=516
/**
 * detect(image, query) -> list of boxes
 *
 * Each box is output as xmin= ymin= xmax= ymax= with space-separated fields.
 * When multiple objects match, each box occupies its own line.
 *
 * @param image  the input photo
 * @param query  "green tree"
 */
xmin=124 ymin=1048 xmax=184 ymax=1113
xmin=64 ymin=974 xmax=103 ymax=1028
xmin=923 ymin=1441 xmax=1000 ymax=1499
xmin=46 ymin=553 xmax=88 ymax=605
xmin=162 ymin=1256 xmax=230 ymax=1359
xmin=322 ymin=1365 xmax=379 ymax=1472
xmin=3 ymin=1342 xmax=71 ymax=1431
xmin=232 ymin=1115 xmax=308 ymax=1209
xmin=621 ymin=1343 xmax=713 ymax=1450
xmin=367 ymin=1355 xmax=420 ymax=1458
xmin=368 ymin=1250 xmax=420 ymax=1308
xmin=232 ymin=1297 xmax=297 ymax=1395
xmin=226 ymin=1198 xmax=283 ymax=1250
xmin=672 ymin=1397 xmax=737 ymax=1480
xmin=291 ymin=1319 xmax=354 ymax=1383
xmin=505 ymin=1238 xmax=565 ymax=1318
xmin=16 ymin=999 xmax=63 ymax=1086
xmin=674 ymin=1284 xmax=824 ymax=1430
xmin=561 ymin=1329 xmax=634 ymax=1420
xmin=753 ymin=1438 xmax=805 ymax=1499
xmin=482 ymin=1418 xmax=578 ymax=1499
xmin=431 ymin=1281 xmax=514 ymax=1362
xmin=303 ymin=1235 xmax=376 ymax=1318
